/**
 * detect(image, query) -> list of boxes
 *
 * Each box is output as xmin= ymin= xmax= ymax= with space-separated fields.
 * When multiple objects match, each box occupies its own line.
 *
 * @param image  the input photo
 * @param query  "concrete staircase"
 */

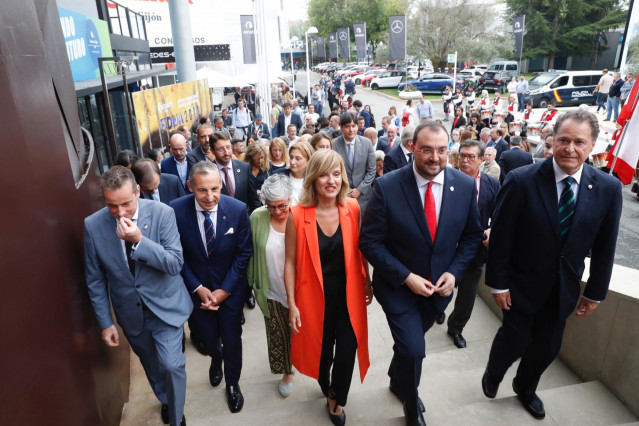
xmin=121 ymin=294 xmax=638 ymax=425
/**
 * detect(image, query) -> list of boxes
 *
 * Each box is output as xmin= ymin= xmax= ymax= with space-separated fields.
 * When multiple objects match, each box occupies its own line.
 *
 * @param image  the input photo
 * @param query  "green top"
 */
xmin=247 ymin=206 xmax=274 ymax=318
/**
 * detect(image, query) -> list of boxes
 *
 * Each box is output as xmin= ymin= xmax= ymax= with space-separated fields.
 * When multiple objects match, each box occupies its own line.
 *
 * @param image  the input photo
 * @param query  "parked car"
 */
xmin=397 ymin=73 xmax=465 ymax=94
xmin=357 ymin=69 xmax=386 ymax=86
xmin=406 ymin=62 xmax=435 ymax=79
xmin=488 ymin=61 xmax=519 ymax=78
xmin=524 ymin=70 xmax=602 ymax=108
xmin=477 ymin=71 xmax=511 ymax=93
xmin=370 ymin=70 xmax=407 ymax=90
xmin=458 ymin=69 xmax=483 ymax=84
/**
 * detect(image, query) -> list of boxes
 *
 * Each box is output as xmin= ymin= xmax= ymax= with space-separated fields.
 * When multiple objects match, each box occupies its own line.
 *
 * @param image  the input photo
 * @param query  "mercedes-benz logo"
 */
xmin=515 ymin=22 xmax=520 ymax=29
xmin=391 ymin=20 xmax=403 ymax=34
xmin=339 ymin=32 xmax=347 ymax=41
xmin=330 ymin=35 xmax=335 ymax=41
xmin=356 ymin=28 xmax=362 ymax=34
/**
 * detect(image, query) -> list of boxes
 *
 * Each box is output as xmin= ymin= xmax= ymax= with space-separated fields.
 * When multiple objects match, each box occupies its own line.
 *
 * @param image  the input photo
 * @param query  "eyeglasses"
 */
xmin=459 ymin=154 xmax=478 ymax=160
xmin=413 ymin=147 xmax=448 ymax=156
xmin=265 ymin=203 xmax=289 ymax=212
xmin=214 ymin=145 xmax=232 ymax=153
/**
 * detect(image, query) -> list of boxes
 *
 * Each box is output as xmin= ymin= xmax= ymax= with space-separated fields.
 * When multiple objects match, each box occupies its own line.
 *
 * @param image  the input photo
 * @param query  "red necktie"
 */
xmin=388 ymin=138 xmax=393 ymax=149
xmin=424 ymin=181 xmax=437 ymax=242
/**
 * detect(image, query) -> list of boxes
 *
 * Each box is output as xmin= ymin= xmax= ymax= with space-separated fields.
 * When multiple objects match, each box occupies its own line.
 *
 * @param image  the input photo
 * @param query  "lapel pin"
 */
xmin=236 ymin=168 xmax=241 ymax=173
xmin=588 ymin=184 xmax=593 ymax=189
xmin=144 ymin=224 xmax=149 ymax=230
xmin=223 ymin=216 xmax=226 ymax=220
xmin=450 ymin=186 xmax=455 ymax=191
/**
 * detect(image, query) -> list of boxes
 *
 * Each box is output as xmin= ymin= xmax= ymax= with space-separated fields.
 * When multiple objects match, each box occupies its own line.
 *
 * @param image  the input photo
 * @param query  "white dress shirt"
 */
xmin=412 ymin=163 xmax=444 ymax=225
xmin=120 ymin=204 xmax=140 ymax=262
xmin=193 ymin=198 xmax=218 ymax=293
xmin=401 ymin=144 xmax=412 ymax=164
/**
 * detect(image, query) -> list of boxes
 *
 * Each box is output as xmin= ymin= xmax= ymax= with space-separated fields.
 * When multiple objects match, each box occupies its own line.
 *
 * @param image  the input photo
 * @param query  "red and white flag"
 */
xmin=606 ymin=79 xmax=639 ymax=184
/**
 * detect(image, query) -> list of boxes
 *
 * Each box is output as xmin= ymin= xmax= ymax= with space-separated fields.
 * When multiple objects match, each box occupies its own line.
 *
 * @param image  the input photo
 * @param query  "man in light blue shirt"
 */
xmin=515 ymin=76 xmax=529 ymax=112
xmin=415 ymin=95 xmax=433 ymax=123
xmin=233 ymin=99 xmax=251 ymax=139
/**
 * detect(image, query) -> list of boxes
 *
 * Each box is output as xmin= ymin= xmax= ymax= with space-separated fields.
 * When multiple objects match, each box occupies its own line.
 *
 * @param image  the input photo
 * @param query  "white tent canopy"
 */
xmin=195 ymin=67 xmax=251 ymax=88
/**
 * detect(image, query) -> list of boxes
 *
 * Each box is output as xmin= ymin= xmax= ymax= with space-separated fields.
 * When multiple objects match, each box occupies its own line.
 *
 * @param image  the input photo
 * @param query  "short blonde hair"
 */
xmin=269 ymin=138 xmax=290 ymax=168
xmin=299 ymin=150 xmax=349 ymax=207
xmin=289 ymin=141 xmax=314 ymax=161
xmin=244 ymin=142 xmax=269 ymax=173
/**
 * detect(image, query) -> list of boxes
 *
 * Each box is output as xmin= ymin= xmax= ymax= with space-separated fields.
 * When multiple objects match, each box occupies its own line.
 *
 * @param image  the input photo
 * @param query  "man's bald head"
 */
xmin=169 ymin=133 xmax=187 ymax=162
xmin=364 ymin=127 xmax=378 ymax=143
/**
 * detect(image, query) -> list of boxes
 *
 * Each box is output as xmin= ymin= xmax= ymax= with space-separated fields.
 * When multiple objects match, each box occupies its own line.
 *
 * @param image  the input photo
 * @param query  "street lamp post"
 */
xmin=305 ymin=26 xmax=318 ymax=108
xmin=290 ymin=36 xmax=298 ymax=98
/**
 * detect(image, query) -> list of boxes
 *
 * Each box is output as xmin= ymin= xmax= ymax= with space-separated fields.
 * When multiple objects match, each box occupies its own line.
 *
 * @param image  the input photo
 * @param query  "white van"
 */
xmin=489 ymin=61 xmax=519 ymax=78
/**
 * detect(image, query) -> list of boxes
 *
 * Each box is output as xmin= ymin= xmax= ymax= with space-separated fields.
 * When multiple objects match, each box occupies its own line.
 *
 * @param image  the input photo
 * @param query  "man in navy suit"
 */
xmin=209 ymin=132 xmax=261 ymax=213
xmin=446 ymin=140 xmax=500 ymax=349
xmin=353 ymin=99 xmax=371 ymax=127
xmin=364 ymin=127 xmax=390 ymax=154
xmin=487 ymin=127 xmax=510 ymax=162
xmin=383 ymin=126 xmax=415 ymax=175
xmin=132 ymin=159 xmax=186 ymax=205
xmin=498 ymin=135 xmax=533 ymax=183
xmin=482 ymin=110 xmax=622 ymax=419
xmin=360 ymin=122 xmax=483 ymax=426
xmin=84 ymin=166 xmax=192 ymax=426
xmin=162 ymin=134 xmax=190 ymax=190
xmin=186 ymin=124 xmax=215 ymax=169
xmin=276 ymin=102 xmax=303 ymax=137
xmin=378 ymin=116 xmax=390 ymax=138
xmin=170 ymin=162 xmax=253 ymax=414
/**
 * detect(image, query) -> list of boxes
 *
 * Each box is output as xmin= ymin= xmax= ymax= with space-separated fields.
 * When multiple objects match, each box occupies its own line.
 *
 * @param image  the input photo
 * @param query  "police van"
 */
xmin=524 ymin=70 xmax=602 ymax=108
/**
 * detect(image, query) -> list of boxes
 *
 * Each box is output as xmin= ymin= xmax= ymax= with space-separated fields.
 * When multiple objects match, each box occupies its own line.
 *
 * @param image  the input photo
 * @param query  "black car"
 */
xmin=478 ymin=71 xmax=511 ymax=93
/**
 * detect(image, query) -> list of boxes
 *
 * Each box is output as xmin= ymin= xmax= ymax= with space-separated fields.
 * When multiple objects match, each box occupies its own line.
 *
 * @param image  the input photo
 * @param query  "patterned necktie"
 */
xmin=347 ymin=143 xmax=354 ymax=169
xmin=222 ymin=167 xmax=235 ymax=198
xmin=125 ymin=242 xmax=135 ymax=276
xmin=558 ymin=176 xmax=576 ymax=242
xmin=201 ymin=211 xmax=216 ymax=257
xmin=424 ymin=181 xmax=437 ymax=243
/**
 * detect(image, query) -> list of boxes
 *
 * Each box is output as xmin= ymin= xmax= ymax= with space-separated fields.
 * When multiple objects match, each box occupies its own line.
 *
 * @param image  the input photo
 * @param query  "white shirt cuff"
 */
xmin=193 ymin=284 xmax=202 ymax=294
xmin=490 ymin=288 xmax=509 ymax=294
xmin=582 ymin=296 xmax=600 ymax=303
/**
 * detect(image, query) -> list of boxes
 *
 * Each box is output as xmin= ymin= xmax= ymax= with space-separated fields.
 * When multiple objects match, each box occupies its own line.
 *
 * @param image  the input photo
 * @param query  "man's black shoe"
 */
xmin=246 ymin=294 xmax=256 ymax=309
xmin=161 ymin=404 xmax=169 ymax=424
xmin=513 ymin=379 xmax=545 ymax=419
xmin=389 ymin=380 xmax=425 ymax=413
xmin=180 ymin=415 xmax=186 ymax=426
xmin=481 ymin=370 xmax=499 ymax=398
xmin=403 ymin=402 xmax=427 ymax=426
xmin=190 ymin=333 xmax=207 ymax=356
xmin=436 ymin=311 xmax=446 ymax=325
xmin=226 ymin=385 xmax=244 ymax=413
xmin=448 ymin=332 xmax=467 ymax=348
xmin=240 ymin=312 xmax=246 ymax=325
xmin=209 ymin=359 xmax=223 ymax=387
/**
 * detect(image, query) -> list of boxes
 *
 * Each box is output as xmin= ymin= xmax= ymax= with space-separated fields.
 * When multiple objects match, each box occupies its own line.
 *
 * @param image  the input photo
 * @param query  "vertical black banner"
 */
xmin=353 ymin=23 xmax=367 ymax=60
xmin=317 ymin=36 xmax=326 ymax=59
xmin=329 ymin=32 xmax=338 ymax=60
xmin=513 ymin=15 xmax=525 ymax=58
xmin=337 ymin=27 xmax=350 ymax=59
xmin=388 ymin=15 xmax=406 ymax=61
xmin=240 ymin=15 xmax=256 ymax=64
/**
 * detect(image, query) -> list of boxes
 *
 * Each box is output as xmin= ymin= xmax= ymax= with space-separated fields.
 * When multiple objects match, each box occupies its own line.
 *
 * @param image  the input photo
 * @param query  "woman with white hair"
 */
xmin=248 ymin=174 xmax=296 ymax=397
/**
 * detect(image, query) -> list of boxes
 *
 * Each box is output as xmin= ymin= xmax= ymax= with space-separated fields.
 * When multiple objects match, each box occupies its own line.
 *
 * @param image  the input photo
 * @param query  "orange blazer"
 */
xmin=290 ymin=198 xmax=370 ymax=382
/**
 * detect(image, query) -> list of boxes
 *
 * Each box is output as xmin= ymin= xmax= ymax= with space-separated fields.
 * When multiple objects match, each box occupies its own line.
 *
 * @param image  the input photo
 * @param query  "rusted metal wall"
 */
xmin=0 ymin=1 xmax=129 ymax=424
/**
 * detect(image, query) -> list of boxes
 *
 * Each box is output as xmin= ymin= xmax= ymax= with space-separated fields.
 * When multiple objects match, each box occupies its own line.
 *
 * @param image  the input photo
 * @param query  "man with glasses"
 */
xmin=360 ymin=122 xmax=483 ymax=425
xmin=447 ymin=140 xmax=500 ymax=349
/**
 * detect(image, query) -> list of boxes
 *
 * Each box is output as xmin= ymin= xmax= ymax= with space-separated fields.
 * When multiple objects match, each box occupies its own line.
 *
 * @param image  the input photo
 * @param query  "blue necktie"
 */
xmin=558 ymin=176 xmax=576 ymax=242
xmin=201 ymin=211 xmax=215 ymax=257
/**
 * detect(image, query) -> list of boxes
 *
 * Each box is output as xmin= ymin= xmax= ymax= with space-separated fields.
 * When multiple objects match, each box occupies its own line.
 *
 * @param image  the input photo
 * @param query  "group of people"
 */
xmin=87 ymin=98 xmax=622 ymax=426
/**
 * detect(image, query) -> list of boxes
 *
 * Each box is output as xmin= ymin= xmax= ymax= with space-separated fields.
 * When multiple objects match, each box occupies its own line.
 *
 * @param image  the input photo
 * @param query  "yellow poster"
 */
xmin=133 ymin=78 xmax=211 ymax=152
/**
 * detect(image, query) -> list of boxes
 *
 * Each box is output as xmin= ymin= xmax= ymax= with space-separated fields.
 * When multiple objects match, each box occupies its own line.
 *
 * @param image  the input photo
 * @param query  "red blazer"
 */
xmin=290 ymin=198 xmax=370 ymax=382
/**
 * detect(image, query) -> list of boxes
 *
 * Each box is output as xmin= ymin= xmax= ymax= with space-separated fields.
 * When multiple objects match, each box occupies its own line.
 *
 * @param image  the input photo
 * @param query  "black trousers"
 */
xmin=486 ymin=286 xmax=566 ymax=398
xmin=384 ymin=297 xmax=438 ymax=419
xmin=318 ymin=276 xmax=358 ymax=407
xmin=447 ymin=265 xmax=484 ymax=335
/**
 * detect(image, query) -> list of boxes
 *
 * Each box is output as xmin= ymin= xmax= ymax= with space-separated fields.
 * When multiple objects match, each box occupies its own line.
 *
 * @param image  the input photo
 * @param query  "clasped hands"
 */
xmin=196 ymin=286 xmax=229 ymax=311
xmin=404 ymin=272 xmax=455 ymax=297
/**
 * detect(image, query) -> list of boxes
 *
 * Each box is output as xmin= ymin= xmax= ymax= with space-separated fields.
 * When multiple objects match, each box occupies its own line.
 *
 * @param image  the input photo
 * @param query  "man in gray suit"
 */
xmin=332 ymin=112 xmax=376 ymax=210
xmin=84 ymin=166 xmax=193 ymax=426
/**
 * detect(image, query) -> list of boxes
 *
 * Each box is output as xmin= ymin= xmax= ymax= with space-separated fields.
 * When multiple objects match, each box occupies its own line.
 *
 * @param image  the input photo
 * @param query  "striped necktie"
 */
xmin=558 ymin=176 xmax=576 ymax=242
xmin=201 ymin=211 xmax=215 ymax=257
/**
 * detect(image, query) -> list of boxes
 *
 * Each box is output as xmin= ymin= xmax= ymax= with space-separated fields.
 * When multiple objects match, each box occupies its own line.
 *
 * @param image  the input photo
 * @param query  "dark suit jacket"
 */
xmin=358 ymin=109 xmax=371 ymax=128
xmin=247 ymin=122 xmax=271 ymax=140
xmin=276 ymin=112 xmax=303 ymax=137
xmin=186 ymin=145 xmax=208 ymax=169
xmin=471 ymin=172 xmax=500 ymax=266
xmin=170 ymin=194 xmax=253 ymax=310
xmin=451 ymin=115 xmax=467 ymax=131
xmin=498 ymin=146 xmax=533 ymax=183
xmin=161 ymin=156 xmax=190 ymax=190
xmin=486 ymin=159 xmax=622 ymax=319
xmin=157 ymin=173 xmax=186 ymax=205
xmin=374 ymin=139 xmax=390 ymax=155
xmin=383 ymin=144 xmax=410 ymax=175
xmin=219 ymin=159 xmax=261 ymax=213
xmin=360 ymin=166 xmax=484 ymax=313
xmin=377 ymin=129 xmax=386 ymax=138
xmin=489 ymin=138 xmax=510 ymax=163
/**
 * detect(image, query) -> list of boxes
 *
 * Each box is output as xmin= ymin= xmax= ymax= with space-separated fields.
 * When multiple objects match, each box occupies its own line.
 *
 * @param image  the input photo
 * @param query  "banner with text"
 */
xmin=353 ymin=23 xmax=367 ymax=60
xmin=513 ymin=15 xmax=525 ymax=58
xmin=132 ymin=79 xmax=211 ymax=152
xmin=329 ymin=32 xmax=338 ymax=59
xmin=240 ymin=15 xmax=256 ymax=64
xmin=388 ymin=15 xmax=406 ymax=61
xmin=337 ymin=28 xmax=350 ymax=59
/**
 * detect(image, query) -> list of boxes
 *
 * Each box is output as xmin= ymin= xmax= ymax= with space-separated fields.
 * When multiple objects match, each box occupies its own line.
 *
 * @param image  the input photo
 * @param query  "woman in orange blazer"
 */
xmin=284 ymin=149 xmax=372 ymax=425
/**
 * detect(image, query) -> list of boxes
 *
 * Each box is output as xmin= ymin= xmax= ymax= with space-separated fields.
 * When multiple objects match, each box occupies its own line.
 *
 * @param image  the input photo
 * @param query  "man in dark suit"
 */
xmin=247 ymin=113 xmax=271 ymax=140
xmin=482 ymin=110 xmax=623 ymax=420
xmin=162 ymin=134 xmax=190 ymax=190
xmin=276 ymin=102 xmax=303 ymax=137
xmin=498 ymin=135 xmax=533 ymax=183
xmin=353 ymin=99 xmax=371 ymax=127
xmin=170 ymin=162 xmax=253 ymax=414
xmin=332 ymin=112 xmax=376 ymax=210
xmin=186 ymin=123 xmax=215 ymax=169
xmin=383 ymin=125 xmax=415 ymax=175
xmin=487 ymin=127 xmax=510 ymax=162
xmin=84 ymin=166 xmax=192 ymax=426
xmin=378 ymin=115 xmax=390 ymax=138
xmin=360 ymin=122 xmax=483 ymax=426
xmin=132 ymin=159 xmax=186 ymax=205
xmin=209 ymin=132 xmax=261 ymax=213
xmin=364 ymin=127 xmax=390 ymax=154
xmin=447 ymin=140 xmax=500 ymax=349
